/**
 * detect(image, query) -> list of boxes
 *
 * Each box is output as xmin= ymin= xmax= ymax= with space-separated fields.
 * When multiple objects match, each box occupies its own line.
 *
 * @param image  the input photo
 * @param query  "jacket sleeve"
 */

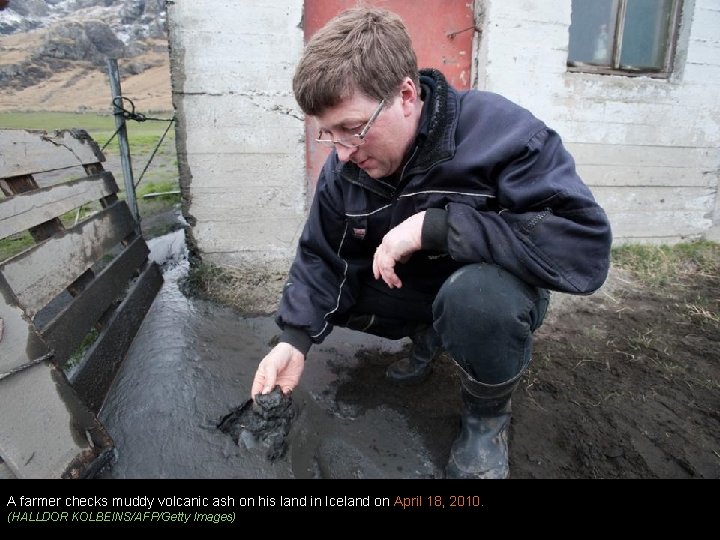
xmin=275 ymin=158 xmax=355 ymax=351
xmin=445 ymin=128 xmax=612 ymax=294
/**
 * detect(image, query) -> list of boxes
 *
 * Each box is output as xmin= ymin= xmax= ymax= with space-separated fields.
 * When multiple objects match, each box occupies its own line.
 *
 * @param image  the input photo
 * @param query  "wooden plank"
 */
xmin=0 ymin=129 xmax=105 ymax=178
xmin=0 ymin=361 xmax=114 ymax=478
xmin=0 ymin=273 xmax=52 ymax=376
xmin=41 ymin=237 xmax=150 ymax=366
xmin=70 ymin=261 xmax=163 ymax=413
xmin=0 ymin=172 xmax=119 ymax=240
xmin=0 ymin=201 xmax=137 ymax=318
xmin=0 ymin=174 xmax=66 ymax=242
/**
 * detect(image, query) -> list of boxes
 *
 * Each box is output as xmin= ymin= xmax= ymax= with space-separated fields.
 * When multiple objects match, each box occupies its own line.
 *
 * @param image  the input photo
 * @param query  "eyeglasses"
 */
xmin=315 ymin=99 xmax=386 ymax=149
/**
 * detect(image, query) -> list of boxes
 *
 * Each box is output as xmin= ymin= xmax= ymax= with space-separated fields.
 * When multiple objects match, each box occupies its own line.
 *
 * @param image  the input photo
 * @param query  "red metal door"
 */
xmin=303 ymin=0 xmax=475 ymax=195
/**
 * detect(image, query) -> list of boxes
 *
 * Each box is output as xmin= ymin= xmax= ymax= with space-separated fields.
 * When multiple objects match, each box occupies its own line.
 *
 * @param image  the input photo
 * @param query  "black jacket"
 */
xmin=277 ymin=69 xmax=612 ymax=353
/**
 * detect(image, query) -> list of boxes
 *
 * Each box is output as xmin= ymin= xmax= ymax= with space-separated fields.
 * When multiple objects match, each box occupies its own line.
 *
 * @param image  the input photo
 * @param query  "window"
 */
xmin=567 ymin=0 xmax=683 ymax=77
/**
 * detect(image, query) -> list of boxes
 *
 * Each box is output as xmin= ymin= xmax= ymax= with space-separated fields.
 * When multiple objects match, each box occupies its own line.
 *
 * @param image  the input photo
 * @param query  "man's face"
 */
xmin=314 ymin=79 xmax=420 ymax=179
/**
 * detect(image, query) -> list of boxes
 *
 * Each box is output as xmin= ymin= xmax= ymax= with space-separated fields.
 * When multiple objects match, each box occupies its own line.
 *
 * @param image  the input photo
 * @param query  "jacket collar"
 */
xmin=411 ymin=68 xmax=456 ymax=173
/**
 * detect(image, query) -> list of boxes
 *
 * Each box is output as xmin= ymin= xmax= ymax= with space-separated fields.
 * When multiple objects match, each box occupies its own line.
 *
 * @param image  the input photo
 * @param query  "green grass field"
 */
xmin=0 ymin=111 xmax=119 ymax=131
xmin=0 ymin=111 xmax=176 ymax=154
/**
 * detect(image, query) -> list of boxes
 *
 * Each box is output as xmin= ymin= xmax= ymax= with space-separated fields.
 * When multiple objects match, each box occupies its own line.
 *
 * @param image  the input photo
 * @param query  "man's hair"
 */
xmin=293 ymin=7 xmax=419 ymax=116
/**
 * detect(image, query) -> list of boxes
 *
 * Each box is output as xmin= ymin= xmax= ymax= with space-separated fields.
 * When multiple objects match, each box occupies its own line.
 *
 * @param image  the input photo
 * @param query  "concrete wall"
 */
xmin=167 ymin=0 xmax=720 ymax=284
xmin=477 ymin=0 xmax=720 ymax=244
xmin=167 ymin=0 xmax=306 ymax=273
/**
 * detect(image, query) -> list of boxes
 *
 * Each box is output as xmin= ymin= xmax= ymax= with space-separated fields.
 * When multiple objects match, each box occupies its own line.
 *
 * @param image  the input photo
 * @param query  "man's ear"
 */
xmin=399 ymin=77 xmax=419 ymax=116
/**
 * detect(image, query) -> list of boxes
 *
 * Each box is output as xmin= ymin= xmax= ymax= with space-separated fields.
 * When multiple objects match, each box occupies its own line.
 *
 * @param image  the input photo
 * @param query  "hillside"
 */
xmin=0 ymin=0 xmax=172 ymax=113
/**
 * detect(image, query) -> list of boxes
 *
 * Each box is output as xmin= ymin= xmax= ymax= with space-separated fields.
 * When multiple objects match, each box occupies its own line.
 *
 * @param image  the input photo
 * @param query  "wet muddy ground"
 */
xmin=97 ymin=230 xmax=719 ymax=479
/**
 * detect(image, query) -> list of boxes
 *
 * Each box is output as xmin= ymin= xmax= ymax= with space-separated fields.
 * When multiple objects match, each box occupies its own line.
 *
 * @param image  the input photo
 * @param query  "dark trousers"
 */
xmin=335 ymin=263 xmax=550 ymax=385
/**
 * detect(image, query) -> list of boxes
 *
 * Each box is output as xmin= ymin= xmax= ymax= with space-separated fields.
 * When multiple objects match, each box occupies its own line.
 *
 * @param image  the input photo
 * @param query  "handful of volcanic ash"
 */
xmin=217 ymin=386 xmax=296 ymax=462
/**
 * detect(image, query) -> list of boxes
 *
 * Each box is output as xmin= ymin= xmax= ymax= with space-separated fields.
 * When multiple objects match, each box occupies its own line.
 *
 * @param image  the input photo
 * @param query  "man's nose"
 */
xmin=335 ymin=143 xmax=357 ymax=162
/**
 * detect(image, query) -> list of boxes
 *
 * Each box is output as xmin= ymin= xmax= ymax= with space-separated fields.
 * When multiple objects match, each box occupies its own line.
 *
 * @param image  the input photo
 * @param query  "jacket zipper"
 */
xmin=392 ymin=145 xmax=420 ymax=202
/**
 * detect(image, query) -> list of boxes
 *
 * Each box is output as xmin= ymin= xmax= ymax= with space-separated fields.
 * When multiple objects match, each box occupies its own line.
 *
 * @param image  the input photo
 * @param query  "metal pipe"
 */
xmin=106 ymin=58 xmax=140 ymax=226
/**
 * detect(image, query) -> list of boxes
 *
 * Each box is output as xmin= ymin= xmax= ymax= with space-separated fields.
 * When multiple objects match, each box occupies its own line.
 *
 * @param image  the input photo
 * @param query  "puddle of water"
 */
xmin=98 ymin=229 xmax=440 ymax=479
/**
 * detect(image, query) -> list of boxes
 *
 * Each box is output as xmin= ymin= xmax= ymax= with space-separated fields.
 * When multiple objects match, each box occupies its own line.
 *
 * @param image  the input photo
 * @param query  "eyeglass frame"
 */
xmin=314 ymin=99 xmax=386 ymax=149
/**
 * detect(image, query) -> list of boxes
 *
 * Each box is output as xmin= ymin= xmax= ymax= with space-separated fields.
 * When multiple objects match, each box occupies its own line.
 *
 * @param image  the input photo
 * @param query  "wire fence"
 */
xmin=101 ymin=96 xmax=177 ymax=189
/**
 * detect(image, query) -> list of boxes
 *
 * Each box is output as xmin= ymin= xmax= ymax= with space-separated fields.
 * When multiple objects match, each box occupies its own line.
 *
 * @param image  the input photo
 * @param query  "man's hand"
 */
xmin=373 ymin=211 xmax=425 ymax=288
xmin=250 ymin=342 xmax=305 ymax=398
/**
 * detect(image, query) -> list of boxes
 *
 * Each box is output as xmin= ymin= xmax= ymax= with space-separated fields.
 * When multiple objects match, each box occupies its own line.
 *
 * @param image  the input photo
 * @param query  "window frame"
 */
xmin=567 ymin=0 xmax=684 ymax=79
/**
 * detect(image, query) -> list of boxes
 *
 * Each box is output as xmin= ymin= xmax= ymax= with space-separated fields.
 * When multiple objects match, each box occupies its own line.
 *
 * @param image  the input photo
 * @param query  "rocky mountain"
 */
xmin=1 ymin=0 xmax=166 ymax=39
xmin=0 ymin=0 xmax=171 ymax=111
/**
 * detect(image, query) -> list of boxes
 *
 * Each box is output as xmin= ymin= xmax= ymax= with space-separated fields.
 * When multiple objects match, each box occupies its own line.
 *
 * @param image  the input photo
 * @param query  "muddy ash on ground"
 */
xmin=99 ymin=230 xmax=719 ymax=479
xmin=217 ymin=387 xmax=296 ymax=462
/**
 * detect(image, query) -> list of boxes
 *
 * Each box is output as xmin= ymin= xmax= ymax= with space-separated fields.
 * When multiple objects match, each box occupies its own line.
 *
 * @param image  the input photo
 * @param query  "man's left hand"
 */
xmin=373 ymin=211 xmax=425 ymax=288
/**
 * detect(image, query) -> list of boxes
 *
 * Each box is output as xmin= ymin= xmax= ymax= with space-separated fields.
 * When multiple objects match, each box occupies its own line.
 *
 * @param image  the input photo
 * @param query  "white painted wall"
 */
xmin=167 ymin=0 xmax=306 ymax=273
xmin=167 ymin=0 xmax=720 ymax=286
xmin=477 ymin=0 xmax=720 ymax=244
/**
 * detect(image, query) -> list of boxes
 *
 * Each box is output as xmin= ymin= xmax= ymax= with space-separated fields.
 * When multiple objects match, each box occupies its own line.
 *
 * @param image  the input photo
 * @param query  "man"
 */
xmin=251 ymin=7 xmax=612 ymax=479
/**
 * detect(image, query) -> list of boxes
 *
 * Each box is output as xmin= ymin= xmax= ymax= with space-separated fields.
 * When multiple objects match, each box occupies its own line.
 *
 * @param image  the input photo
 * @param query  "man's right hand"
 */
xmin=250 ymin=342 xmax=305 ymax=398
xmin=373 ymin=211 xmax=425 ymax=289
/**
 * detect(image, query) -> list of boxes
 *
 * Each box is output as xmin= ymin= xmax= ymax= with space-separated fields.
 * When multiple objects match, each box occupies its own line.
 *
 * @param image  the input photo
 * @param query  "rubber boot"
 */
xmin=445 ymin=371 xmax=520 ymax=479
xmin=385 ymin=325 xmax=442 ymax=385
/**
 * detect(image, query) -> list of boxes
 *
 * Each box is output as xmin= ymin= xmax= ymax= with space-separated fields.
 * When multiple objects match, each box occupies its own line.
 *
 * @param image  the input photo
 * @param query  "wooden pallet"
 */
xmin=0 ymin=128 xmax=163 ymax=478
